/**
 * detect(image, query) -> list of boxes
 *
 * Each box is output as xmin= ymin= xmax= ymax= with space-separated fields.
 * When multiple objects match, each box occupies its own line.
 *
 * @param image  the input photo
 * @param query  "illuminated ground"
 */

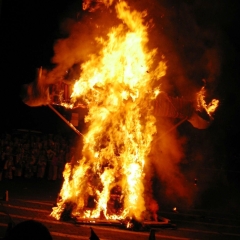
xmin=1 ymin=178 xmax=240 ymax=240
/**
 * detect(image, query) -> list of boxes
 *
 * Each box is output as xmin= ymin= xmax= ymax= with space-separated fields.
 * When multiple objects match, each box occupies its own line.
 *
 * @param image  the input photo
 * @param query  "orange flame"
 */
xmin=196 ymin=86 xmax=219 ymax=119
xmin=51 ymin=1 xmax=166 ymax=221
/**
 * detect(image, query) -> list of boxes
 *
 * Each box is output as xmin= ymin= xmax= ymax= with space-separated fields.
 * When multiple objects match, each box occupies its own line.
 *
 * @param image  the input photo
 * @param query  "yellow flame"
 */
xmin=51 ymin=1 xmax=166 ymax=221
xmin=196 ymin=86 xmax=219 ymax=119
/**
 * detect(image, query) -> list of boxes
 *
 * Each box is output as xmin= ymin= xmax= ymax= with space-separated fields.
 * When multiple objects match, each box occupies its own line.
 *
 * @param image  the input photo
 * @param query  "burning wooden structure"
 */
xmin=21 ymin=0 xmax=219 ymax=230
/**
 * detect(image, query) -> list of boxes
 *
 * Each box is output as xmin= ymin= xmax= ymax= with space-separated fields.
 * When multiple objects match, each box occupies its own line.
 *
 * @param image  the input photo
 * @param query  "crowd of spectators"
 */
xmin=0 ymin=130 xmax=77 ymax=181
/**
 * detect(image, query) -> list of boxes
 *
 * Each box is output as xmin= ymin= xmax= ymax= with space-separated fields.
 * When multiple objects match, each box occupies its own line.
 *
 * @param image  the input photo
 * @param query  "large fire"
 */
xmin=51 ymin=0 xmax=166 ymax=221
xmin=20 ymin=0 xmax=219 ymax=223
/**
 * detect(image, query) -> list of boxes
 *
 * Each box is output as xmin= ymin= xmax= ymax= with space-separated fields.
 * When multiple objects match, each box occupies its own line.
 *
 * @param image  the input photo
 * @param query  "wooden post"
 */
xmin=48 ymin=104 xmax=84 ymax=138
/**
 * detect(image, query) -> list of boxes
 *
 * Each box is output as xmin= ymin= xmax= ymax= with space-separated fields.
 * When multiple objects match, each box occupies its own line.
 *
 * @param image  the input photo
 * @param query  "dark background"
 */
xmin=0 ymin=0 xmax=83 ymax=134
xmin=0 ymin=0 xmax=240 ymax=206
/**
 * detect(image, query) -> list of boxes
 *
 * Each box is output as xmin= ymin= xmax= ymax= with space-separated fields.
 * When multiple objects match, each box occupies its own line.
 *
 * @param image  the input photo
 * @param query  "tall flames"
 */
xmin=51 ymin=1 xmax=166 ymax=221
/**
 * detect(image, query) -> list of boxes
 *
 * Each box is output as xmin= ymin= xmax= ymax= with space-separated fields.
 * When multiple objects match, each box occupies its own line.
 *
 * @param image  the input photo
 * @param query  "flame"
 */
xmin=83 ymin=0 xmax=114 ymax=12
xmin=196 ymin=86 xmax=219 ymax=119
xmin=51 ymin=1 xmax=166 ymax=221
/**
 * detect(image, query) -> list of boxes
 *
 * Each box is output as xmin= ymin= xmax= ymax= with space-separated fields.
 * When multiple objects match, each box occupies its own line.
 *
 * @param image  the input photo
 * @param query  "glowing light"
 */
xmin=196 ymin=86 xmax=219 ymax=119
xmin=51 ymin=0 xmax=166 ymax=221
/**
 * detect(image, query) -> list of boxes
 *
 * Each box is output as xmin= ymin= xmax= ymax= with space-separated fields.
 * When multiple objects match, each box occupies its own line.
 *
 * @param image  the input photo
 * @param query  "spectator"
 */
xmin=0 ymin=130 xmax=76 ymax=181
xmin=14 ymin=148 xmax=24 ymax=178
xmin=57 ymin=149 xmax=65 ymax=180
xmin=0 ymin=145 xmax=6 ymax=181
xmin=47 ymin=146 xmax=56 ymax=180
xmin=24 ymin=150 xmax=36 ymax=178
xmin=37 ymin=150 xmax=47 ymax=178
xmin=52 ymin=152 xmax=59 ymax=181
xmin=4 ymin=147 xmax=15 ymax=179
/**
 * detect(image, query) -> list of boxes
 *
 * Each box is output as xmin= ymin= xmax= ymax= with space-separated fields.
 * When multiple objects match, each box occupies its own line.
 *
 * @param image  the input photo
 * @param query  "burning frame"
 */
xmin=21 ymin=0 xmax=219 ymax=229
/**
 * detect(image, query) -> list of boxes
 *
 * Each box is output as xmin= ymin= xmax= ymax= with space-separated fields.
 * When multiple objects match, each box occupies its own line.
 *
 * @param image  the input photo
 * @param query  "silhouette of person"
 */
xmin=5 ymin=220 xmax=52 ymax=240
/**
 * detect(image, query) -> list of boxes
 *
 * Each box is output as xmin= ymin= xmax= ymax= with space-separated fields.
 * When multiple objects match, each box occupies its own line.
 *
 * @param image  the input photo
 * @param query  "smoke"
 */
xmin=67 ymin=0 xmax=223 ymax=97
xmin=20 ymin=67 xmax=51 ymax=107
xmin=126 ymin=0 xmax=223 ymax=208
xmin=21 ymin=1 xmax=121 ymax=106
xmin=23 ymin=0 xmax=223 ymax=104
xmin=148 ymin=118 xmax=193 ymax=208
xmin=140 ymin=0 xmax=223 ymax=100
xmin=42 ymin=2 xmax=121 ymax=85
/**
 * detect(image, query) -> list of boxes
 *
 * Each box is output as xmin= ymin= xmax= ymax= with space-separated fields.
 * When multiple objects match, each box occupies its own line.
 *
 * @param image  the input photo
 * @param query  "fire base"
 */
xmin=65 ymin=216 xmax=176 ymax=231
xmin=57 ymin=201 xmax=176 ymax=231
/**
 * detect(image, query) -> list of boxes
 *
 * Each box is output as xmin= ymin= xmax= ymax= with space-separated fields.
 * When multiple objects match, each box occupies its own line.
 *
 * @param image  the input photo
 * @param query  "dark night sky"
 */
xmin=0 ymin=0 xmax=82 ymax=133
xmin=0 ymin=0 xmax=240 ymax=180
